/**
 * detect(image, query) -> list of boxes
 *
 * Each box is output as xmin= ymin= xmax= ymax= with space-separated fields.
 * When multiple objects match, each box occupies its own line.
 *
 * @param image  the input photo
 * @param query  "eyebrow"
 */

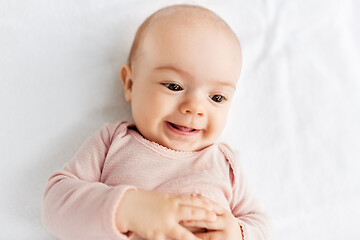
xmin=154 ymin=65 xmax=191 ymax=77
xmin=154 ymin=65 xmax=236 ymax=89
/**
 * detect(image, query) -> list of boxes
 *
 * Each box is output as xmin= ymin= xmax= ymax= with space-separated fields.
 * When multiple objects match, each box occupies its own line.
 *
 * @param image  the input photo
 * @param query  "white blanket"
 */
xmin=1 ymin=0 xmax=359 ymax=239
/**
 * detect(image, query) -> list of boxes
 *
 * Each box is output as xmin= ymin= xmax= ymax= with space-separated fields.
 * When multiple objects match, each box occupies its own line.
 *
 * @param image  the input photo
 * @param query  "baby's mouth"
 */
xmin=166 ymin=121 xmax=200 ymax=134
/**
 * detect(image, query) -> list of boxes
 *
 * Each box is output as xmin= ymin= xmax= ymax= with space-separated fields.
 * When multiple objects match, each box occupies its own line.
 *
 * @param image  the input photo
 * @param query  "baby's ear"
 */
xmin=120 ymin=64 xmax=133 ymax=102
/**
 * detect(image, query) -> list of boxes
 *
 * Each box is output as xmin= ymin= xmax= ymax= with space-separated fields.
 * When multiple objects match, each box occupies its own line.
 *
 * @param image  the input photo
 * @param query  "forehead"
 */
xmin=135 ymin=17 xmax=241 ymax=85
xmin=141 ymin=9 xmax=241 ymax=54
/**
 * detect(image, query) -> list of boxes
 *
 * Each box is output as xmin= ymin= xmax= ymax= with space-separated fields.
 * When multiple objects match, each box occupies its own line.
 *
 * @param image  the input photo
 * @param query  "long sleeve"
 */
xmin=41 ymin=122 xmax=136 ymax=240
xmin=231 ymin=163 xmax=273 ymax=240
xmin=220 ymin=144 xmax=273 ymax=240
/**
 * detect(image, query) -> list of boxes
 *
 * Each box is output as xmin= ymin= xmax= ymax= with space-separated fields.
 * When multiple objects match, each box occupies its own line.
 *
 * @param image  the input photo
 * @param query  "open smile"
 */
xmin=165 ymin=121 xmax=200 ymax=136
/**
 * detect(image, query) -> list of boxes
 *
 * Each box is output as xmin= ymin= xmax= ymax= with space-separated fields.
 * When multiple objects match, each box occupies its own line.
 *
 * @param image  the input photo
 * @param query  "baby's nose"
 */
xmin=179 ymin=97 xmax=205 ymax=117
xmin=184 ymin=108 xmax=204 ymax=117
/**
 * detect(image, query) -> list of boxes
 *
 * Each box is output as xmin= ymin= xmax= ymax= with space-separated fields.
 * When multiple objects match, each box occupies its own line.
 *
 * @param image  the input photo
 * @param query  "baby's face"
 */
xmin=122 ymin=16 xmax=241 ymax=151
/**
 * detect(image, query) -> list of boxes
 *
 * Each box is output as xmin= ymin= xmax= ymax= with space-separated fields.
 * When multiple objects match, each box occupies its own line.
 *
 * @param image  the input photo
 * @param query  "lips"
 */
xmin=166 ymin=121 xmax=200 ymax=136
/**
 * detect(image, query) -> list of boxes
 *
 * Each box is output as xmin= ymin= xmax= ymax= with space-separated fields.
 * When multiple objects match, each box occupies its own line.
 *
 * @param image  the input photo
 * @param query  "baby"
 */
xmin=42 ymin=4 xmax=271 ymax=240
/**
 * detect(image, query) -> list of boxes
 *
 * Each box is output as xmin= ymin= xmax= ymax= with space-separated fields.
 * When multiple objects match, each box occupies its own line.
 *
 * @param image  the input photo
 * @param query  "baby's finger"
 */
xmin=168 ymin=224 xmax=201 ymax=240
xmin=195 ymin=230 xmax=223 ymax=240
xmin=177 ymin=194 xmax=213 ymax=211
xmin=208 ymin=200 xmax=225 ymax=215
xmin=190 ymin=193 xmax=212 ymax=204
xmin=177 ymin=205 xmax=217 ymax=222
xmin=187 ymin=193 xmax=225 ymax=216
xmin=181 ymin=218 xmax=225 ymax=231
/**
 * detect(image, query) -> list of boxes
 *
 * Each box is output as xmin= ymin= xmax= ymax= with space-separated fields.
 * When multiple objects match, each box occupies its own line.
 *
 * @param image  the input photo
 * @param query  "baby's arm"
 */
xmin=182 ymin=148 xmax=273 ymax=240
xmin=42 ymin=123 xmax=135 ymax=239
xmin=228 ymin=153 xmax=273 ymax=240
xmin=42 ymin=122 xmax=216 ymax=240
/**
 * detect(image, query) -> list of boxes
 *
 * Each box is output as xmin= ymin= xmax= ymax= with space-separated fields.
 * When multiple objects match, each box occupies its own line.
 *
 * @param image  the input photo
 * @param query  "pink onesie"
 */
xmin=42 ymin=121 xmax=271 ymax=239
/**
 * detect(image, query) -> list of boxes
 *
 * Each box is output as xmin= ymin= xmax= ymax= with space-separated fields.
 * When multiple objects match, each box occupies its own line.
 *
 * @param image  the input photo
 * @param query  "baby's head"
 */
xmin=121 ymin=4 xmax=242 ymax=152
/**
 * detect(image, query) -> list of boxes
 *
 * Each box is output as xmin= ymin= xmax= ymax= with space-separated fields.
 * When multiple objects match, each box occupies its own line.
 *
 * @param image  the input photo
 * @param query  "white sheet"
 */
xmin=1 ymin=0 xmax=359 ymax=239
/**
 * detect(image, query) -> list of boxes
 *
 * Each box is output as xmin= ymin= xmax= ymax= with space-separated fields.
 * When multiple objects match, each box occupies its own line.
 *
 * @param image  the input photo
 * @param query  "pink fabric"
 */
xmin=42 ymin=121 xmax=272 ymax=239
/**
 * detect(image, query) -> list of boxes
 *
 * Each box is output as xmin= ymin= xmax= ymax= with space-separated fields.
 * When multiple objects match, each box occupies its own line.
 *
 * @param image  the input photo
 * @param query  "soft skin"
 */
xmin=121 ymin=13 xmax=241 ymax=152
xmin=118 ymin=7 xmax=244 ymax=240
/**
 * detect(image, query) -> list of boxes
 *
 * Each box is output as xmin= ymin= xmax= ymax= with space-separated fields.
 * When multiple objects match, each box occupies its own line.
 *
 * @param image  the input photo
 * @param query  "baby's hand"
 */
xmin=181 ymin=199 xmax=244 ymax=240
xmin=115 ymin=190 xmax=217 ymax=240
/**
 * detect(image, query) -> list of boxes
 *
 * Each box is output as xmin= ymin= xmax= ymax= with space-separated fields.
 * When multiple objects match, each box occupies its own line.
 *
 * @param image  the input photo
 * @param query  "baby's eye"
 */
xmin=209 ymin=94 xmax=226 ymax=103
xmin=162 ymin=83 xmax=183 ymax=91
